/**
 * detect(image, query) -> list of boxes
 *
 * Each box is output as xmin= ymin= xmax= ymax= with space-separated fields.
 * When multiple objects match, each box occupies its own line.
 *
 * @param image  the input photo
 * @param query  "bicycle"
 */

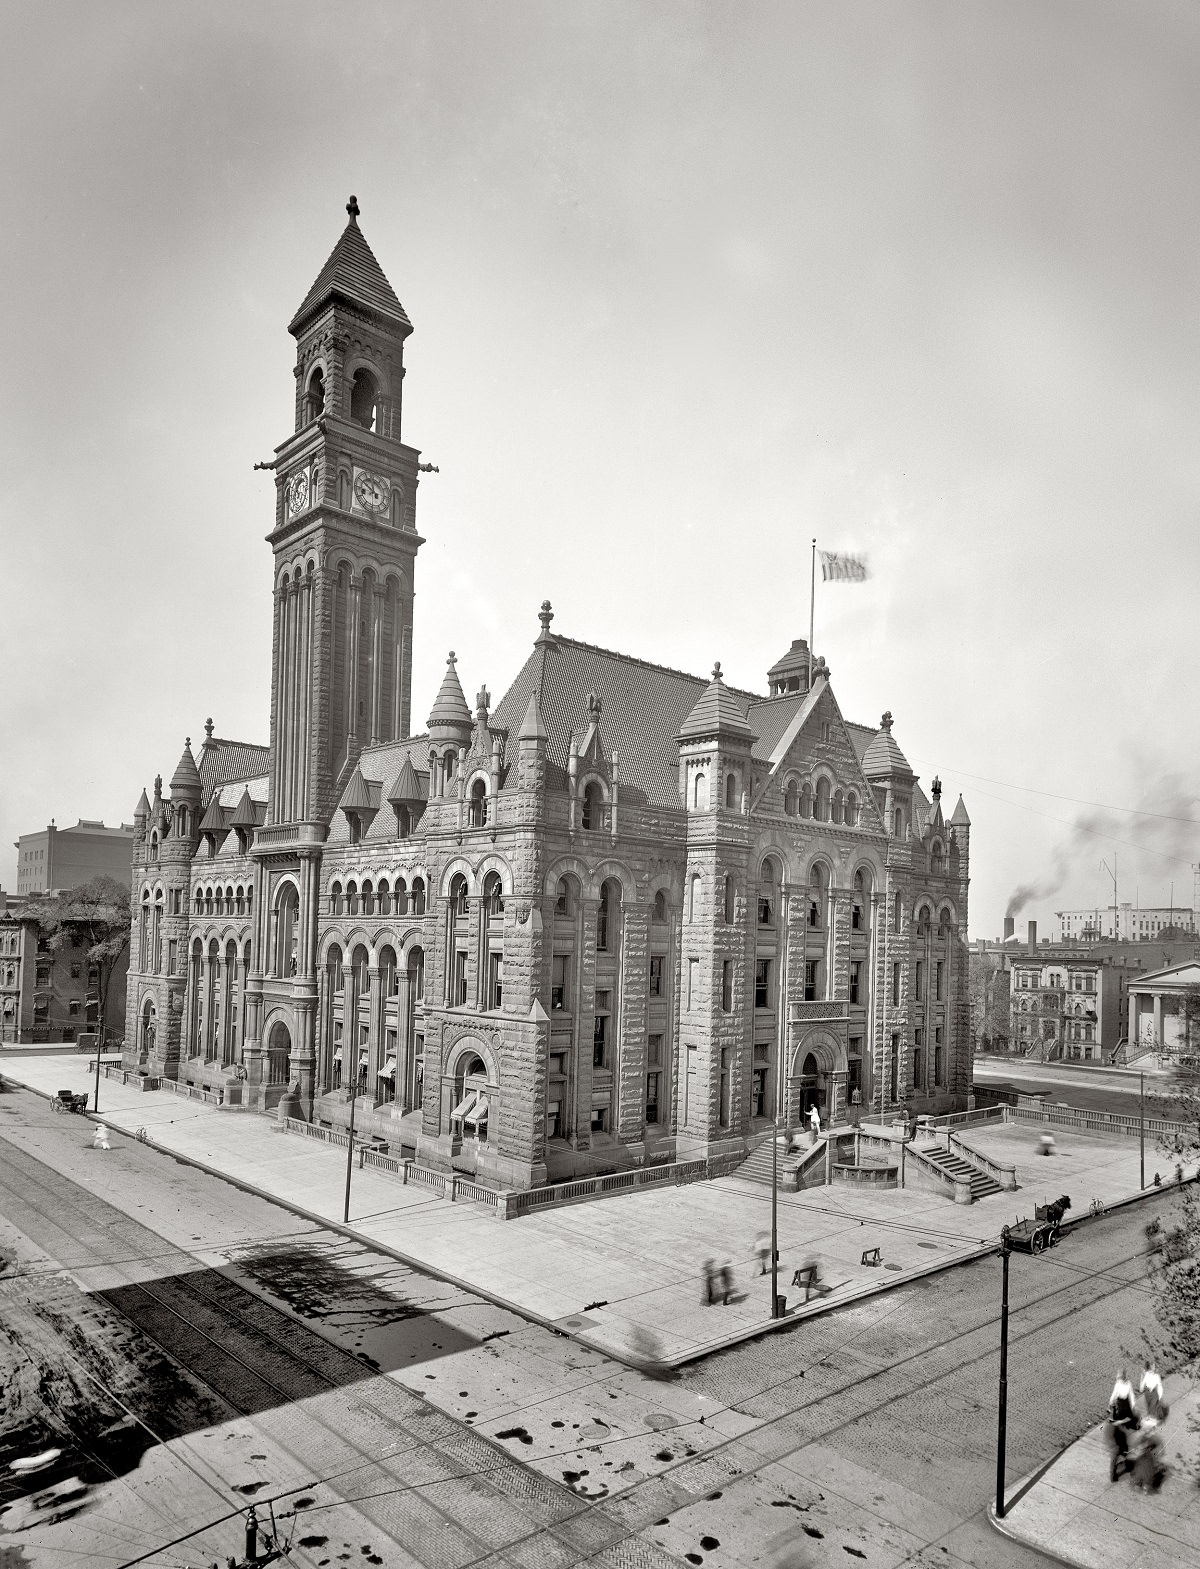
xmin=1090 ymin=1198 xmax=1106 ymax=1218
xmin=134 ymin=1126 xmax=148 ymax=1144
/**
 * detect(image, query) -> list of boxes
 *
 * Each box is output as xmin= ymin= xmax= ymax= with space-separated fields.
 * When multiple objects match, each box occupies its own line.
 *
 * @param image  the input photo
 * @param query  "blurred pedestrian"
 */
xmin=718 ymin=1261 xmax=734 ymax=1305
xmin=809 ymin=1105 xmax=821 ymax=1138
xmin=1106 ymin=1366 xmax=1138 ymax=1483
xmin=1130 ymin=1415 xmax=1166 ymax=1491
xmin=755 ymin=1231 xmax=772 ymax=1275
xmin=1140 ymin=1364 xmax=1165 ymax=1420
xmin=92 ymin=1123 xmax=110 ymax=1151
xmin=1038 ymin=1134 xmax=1055 ymax=1157
xmin=701 ymin=1259 xmax=716 ymax=1307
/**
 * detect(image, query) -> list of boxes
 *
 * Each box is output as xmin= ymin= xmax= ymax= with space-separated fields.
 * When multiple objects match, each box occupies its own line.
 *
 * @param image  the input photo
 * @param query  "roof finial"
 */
xmin=346 ymin=194 xmax=360 ymax=222
xmin=932 ymin=775 xmax=942 ymax=799
xmin=587 ymin=692 xmax=602 ymax=719
xmin=712 ymin=661 xmax=722 ymax=682
xmin=447 ymin=650 xmax=456 ymax=666
xmin=185 ymin=737 xmax=190 ymax=748
xmin=538 ymin=599 xmax=554 ymax=635
xmin=881 ymin=710 xmax=893 ymax=732
xmin=204 ymin=717 xmax=214 ymax=741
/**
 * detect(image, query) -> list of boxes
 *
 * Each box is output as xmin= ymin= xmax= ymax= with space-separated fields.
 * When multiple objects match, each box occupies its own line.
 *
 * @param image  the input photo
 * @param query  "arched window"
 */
xmin=652 ymin=890 xmax=667 ymax=923
xmin=917 ymin=905 xmax=932 ymax=936
xmin=832 ymin=789 xmax=844 ymax=825
xmin=350 ymin=367 xmax=378 ymax=431
xmin=362 ymin=880 xmax=374 ymax=916
xmin=274 ymin=883 xmax=299 ymax=978
xmin=449 ymin=873 xmax=469 ymax=918
xmin=800 ymin=782 xmax=813 ymax=820
xmin=235 ymin=885 xmax=245 ymax=916
xmin=784 ymin=780 xmax=798 ymax=816
xmin=214 ymin=886 xmax=224 ymax=917
xmin=377 ymin=879 xmax=391 ymax=916
xmin=411 ymin=877 xmax=426 ymax=915
xmin=139 ymin=892 xmax=150 ymax=966
xmin=176 ymin=807 xmax=189 ymax=840
xmin=809 ymin=862 xmax=827 ymax=928
xmin=724 ymin=874 xmax=735 ymax=924
xmin=931 ymin=841 xmax=945 ymax=875
xmin=396 ymin=803 xmax=411 ymax=839
xmin=225 ymin=885 xmax=234 ymax=913
xmin=688 ymin=872 xmax=701 ymax=922
xmin=149 ymin=832 xmax=159 ymax=862
xmin=758 ymin=860 xmax=776 ymax=927
xmin=555 ymin=876 xmax=576 ymax=918
xmin=938 ymin=908 xmax=953 ymax=938
xmin=852 ymin=868 xmax=869 ymax=930
xmin=693 ymin=772 xmax=708 ymax=810
xmin=408 ymin=945 xmax=425 ymax=1001
xmin=306 ymin=366 xmax=325 ymax=422
xmin=393 ymin=876 xmax=407 ymax=915
xmin=893 ymin=807 xmax=903 ymax=837
xmin=814 ymin=778 xmax=831 ymax=822
xmin=246 ymin=886 xmax=253 ymax=916
xmin=483 ymin=871 xmax=504 ymax=918
xmin=205 ymin=886 xmax=214 ymax=916
xmin=582 ymin=781 xmax=603 ymax=831
xmin=597 ymin=879 xmax=620 ymax=952
xmin=442 ymin=748 xmax=457 ymax=782
xmin=469 ymin=779 xmax=488 ymax=828
xmin=726 ymin=773 xmax=738 ymax=809
xmin=379 ymin=944 xmax=398 ymax=999
xmin=346 ymin=880 xmax=359 ymax=916
xmin=845 ymin=792 xmax=859 ymax=828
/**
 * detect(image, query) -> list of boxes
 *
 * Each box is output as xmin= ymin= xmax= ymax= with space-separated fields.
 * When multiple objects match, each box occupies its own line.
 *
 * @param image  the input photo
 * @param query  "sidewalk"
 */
xmin=1 ymin=1054 xmax=1186 ymax=1368
xmin=992 ymin=1378 xmax=1200 ymax=1567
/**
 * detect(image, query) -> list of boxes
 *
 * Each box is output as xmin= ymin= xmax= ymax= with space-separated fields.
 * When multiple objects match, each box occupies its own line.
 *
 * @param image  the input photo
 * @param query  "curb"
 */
xmin=0 ymin=1067 xmax=1186 ymax=1374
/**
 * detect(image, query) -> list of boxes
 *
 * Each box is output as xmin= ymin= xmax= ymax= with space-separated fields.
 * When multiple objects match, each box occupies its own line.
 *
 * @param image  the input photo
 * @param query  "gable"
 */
xmin=754 ymin=684 xmax=885 ymax=831
xmin=1132 ymin=960 xmax=1200 ymax=989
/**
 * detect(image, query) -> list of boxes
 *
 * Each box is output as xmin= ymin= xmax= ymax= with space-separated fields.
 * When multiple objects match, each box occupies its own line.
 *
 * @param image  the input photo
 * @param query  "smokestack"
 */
xmin=1028 ymin=920 xmax=1037 ymax=953
xmin=1003 ymin=916 xmax=1015 ymax=941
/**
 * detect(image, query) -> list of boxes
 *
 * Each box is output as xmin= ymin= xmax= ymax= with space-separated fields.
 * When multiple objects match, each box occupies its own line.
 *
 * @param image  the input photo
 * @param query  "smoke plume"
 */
xmin=1006 ymin=774 xmax=1200 ymax=921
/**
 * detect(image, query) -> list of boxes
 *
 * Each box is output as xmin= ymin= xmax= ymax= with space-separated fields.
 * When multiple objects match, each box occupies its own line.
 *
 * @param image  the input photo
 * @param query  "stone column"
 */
xmin=347 ymin=575 xmax=362 ymax=746
xmin=370 ymin=586 xmax=384 ymax=744
xmin=1153 ymin=994 xmax=1163 ymax=1051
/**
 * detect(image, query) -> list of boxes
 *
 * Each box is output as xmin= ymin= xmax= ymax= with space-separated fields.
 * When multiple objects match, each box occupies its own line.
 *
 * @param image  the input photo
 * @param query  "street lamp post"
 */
xmin=995 ymin=1226 xmax=1012 ymax=1518
xmin=770 ymin=1115 xmax=780 ymax=1318
xmin=1140 ymin=1071 xmax=1145 ymax=1189
xmin=343 ymin=1077 xmax=358 ymax=1224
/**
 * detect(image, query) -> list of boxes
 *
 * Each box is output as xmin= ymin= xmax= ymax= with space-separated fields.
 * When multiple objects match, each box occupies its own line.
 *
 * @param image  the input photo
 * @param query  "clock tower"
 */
xmin=267 ymin=195 xmax=425 ymax=829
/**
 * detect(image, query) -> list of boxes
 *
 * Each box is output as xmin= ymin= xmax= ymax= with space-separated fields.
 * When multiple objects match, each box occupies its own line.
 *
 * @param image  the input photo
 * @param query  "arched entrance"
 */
xmin=798 ymin=1051 xmax=820 ymax=1122
xmin=267 ymin=1020 xmax=291 ymax=1087
xmin=787 ymin=1029 xmax=844 ymax=1128
xmin=450 ymin=1052 xmax=490 ymax=1146
xmin=140 ymin=998 xmax=156 ymax=1061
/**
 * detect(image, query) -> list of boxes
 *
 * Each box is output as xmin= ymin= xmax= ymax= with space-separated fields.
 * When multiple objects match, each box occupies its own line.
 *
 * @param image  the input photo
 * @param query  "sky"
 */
xmin=2 ymin=1 xmax=1198 ymax=938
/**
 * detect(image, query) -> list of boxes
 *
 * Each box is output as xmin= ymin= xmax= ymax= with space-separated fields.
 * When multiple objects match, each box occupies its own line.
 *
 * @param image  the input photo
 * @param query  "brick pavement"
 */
xmin=1 ymin=1051 xmax=1188 ymax=1367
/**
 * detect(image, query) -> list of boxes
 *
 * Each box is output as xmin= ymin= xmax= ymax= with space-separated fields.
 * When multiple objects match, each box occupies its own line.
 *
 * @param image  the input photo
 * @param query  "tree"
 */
xmin=26 ymin=876 xmax=131 ymax=1048
xmin=968 ymin=949 xmax=1010 ymax=1052
xmin=1146 ymin=1063 xmax=1200 ymax=1373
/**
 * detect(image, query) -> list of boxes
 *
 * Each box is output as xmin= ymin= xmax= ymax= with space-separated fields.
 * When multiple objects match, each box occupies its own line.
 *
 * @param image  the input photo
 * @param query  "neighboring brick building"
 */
xmin=123 ymin=200 xmax=973 ymax=1189
xmin=0 ymin=888 xmax=128 ymax=1045
xmin=15 ymin=819 xmax=135 ymax=897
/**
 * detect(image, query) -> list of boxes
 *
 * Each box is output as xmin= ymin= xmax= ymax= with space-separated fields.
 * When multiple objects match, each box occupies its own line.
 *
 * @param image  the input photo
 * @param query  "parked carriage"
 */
xmin=1007 ymin=1194 xmax=1070 ymax=1253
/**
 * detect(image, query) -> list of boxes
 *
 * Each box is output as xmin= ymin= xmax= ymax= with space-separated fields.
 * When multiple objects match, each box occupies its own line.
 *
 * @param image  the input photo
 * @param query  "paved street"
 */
xmin=974 ymin=1054 xmax=1181 ymax=1117
xmin=0 ymin=1079 xmax=1181 ymax=1569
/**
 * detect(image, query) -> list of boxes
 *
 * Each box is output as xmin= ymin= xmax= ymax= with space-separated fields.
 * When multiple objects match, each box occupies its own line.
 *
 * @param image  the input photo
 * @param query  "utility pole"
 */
xmin=995 ymin=1227 xmax=1012 ymax=1519
xmin=1101 ymin=857 xmax=1118 ymax=939
xmin=93 ymin=1019 xmax=103 ymax=1113
xmin=343 ymin=1077 xmax=358 ymax=1224
xmin=770 ymin=1114 xmax=780 ymax=1318
xmin=1140 ymin=1072 xmax=1145 ymax=1190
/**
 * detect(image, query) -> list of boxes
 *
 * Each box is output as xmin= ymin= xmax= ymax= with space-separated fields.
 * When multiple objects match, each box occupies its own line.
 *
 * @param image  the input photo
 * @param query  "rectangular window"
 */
xmin=593 ymin=992 xmax=611 ymax=1068
xmin=685 ymin=1043 xmax=696 ymax=1123
xmin=719 ymin=1047 xmax=730 ymax=1126
xmin=488 ymin=953 xmax=504 ymax=1010
xmin=649 ymin=955 xmax=664 ymax=998
xmin=68 ymin=999 xmax=80 ymax=1016
xmin=892 ymin=963 xmax=901 ymax=1006
xmin=645 ymin=1072 xmax=660 ymax=1125
xmin=913 ymin=1047 xmax=922 ymax=1088
xmin=168 ymin=939 xmax=178 ymax=976
xmin=70 ymin=963 xmax=81 ymax=980
xmin=548 ymin=1099 xmax=563 ymax=1139
xmin=758 ymin=896 xmax=773 ymax=926
xmin=647 ymin=1032 xmax=662 ymax=1065
xmin=935 ymin=960 xmax=944 ymax=1002
xmin=934 ymin=1044 xmax=945 ymax=1084
xmin=915 ymin=961 xmax=925 ymax=1002
xmin=804 ymin=959 xmax=818 ymax=1003
xmin=36 ymin=966 xmax=50 ymax=987
xmin=755 ymin=959 xmax=771 ymax=1009
xmin=590 ymin=1106 xmax=608 ymax=1134
xmin=890 ymin=1033 xmax=899 ymax=1103
xmin=453 ymin=950 xmax=468 ymax=1007
xmin=849 ymin=960 xmax=862 ymax=1006
xmin=687 ymin=958 xmax=699 ymax=1010
xmin=549 ymin=1050 xmax=566 ymax=1078
xmin=721 ymin=960 xmax=733 ymax=1013
xmin=551 ymin=954 xmax=568 ymax=1011
xmin=851 ymin=903 xmax=862 ymax=931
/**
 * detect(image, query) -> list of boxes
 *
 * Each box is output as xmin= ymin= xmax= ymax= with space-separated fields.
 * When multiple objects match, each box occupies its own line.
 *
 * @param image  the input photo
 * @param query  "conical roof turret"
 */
xmin=950 ymin=794 xmax=971 ymax=827
xmin=386 ymin=756 xmax=424 ymax=805
xmin=518 ymin=690 xmax=547 ymax=742
xmin=289 ymin=196 xmax=412 ymax=338
xmin=169 ymin=739 xmax=202 ymax=799
xmin=679 ymin=663 xmax=755 ymax=743
xmin=862 ymin=711 xmax=914 ymax=779
xmin=428 ymin=652 xmax=472 ymax=735
xmin=133 ymin=787 xmax=151 ymax=823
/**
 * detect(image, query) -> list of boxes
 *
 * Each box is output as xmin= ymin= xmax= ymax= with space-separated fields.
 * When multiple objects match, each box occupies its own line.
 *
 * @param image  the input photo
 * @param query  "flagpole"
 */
xmin=808 ymin=538 xmax=816 ymax=690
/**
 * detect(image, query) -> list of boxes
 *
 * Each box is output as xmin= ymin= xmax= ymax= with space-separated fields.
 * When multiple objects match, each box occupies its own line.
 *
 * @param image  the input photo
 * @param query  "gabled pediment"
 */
xmin=751 ymin=683 xmax=885 ymax=831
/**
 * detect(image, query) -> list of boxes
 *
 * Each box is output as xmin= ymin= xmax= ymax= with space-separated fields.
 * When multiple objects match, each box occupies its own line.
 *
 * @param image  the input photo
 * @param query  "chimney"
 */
xmin=1003 ymin=916 xmax=1015 ymax=941
xmin=1027 ymin=920 xmax=1037 ymax=953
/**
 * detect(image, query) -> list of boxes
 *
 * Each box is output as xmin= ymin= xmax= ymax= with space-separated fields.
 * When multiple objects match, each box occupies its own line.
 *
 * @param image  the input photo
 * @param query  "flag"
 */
xmin=819 ymin=550 xmax=869 ymax=583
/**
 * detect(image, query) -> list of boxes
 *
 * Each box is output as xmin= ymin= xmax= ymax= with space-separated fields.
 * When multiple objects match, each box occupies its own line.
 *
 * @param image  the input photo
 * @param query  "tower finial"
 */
xmin=447 ymin=650 xmax=456 ymax=665
xmin=712 ymin=660 xmax=722 ymax=682
xmin=204 ymin=717 xmax=214 ymax=741
xmin=347 ymin=194 xmax=360 ymax=221
xmin=538 ymin=600 xmax=554 ymax=635
xmin=881 ymin=710 xmax=893 ymax=732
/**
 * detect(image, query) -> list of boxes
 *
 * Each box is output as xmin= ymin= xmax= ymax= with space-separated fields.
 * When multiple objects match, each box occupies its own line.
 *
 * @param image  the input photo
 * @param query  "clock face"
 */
xmin=287 ymin=472 xmax=309 ymax=514
xmin=353 ymin=469 xmax=391 ymax=513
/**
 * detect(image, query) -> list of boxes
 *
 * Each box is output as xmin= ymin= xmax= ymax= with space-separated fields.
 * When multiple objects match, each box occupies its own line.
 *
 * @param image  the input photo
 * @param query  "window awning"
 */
xmin=464 ymin=1096 xmax=489 ymax=1127
xmin=332 ymin=1048 xmax=342 ymax=1063
xmin=378 ymin=1057 xmax=397 ymax=1080
xmin=451 ymin=1090 xmax=480 ymax=1121
xmin=358 ymin=1049 xmax=370 ymax=1066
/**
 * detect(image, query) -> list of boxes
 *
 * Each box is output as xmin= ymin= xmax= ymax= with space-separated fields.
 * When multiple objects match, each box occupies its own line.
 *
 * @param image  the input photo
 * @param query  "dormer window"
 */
xmin=582 ymin=781 xmax=604 ymax=831
xmin=306 ymin=366 xmax=325 ymax=422
xmin=350 ymin=368 xmax=378 ymax=431
xmin=469 ymin=779 xmax=488 ymax=828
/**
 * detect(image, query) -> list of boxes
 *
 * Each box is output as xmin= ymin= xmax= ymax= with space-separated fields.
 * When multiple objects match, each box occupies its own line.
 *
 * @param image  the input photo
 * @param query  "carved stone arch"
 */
xmin=369 ymin=928 xmax=402 ymax=963
xmin=339 ymin=925 xmax=374 ymax=953
xmin=474 ymin=852 xmax=514 ymax=898
xmin=318 ymin=931 xmax=348 ymax=968
xmin=216 ymin=923 xmax=239 ymax=945
xmin=577 ymin=768 xmax=611 ymax=800
xmin=261 ymin=1006 xmax=295 ymax=1054
xmin=152 ymin=880 xmax=166 ymax=898
xmin=398 ymin=930 xmax=427 ymax=965
xmin=584 ymin=857 xmax=637 ymax=902
xmin=750 ymin=831 xmax=800 ymax=886
xmin=543 ymin=854 xmax=592 ymax=898
xmin=352 ymin=551 xmax=390 ymax=583
xmin=788 ymin=1026 xmax=844 ymax=1079
xmin=383 ymin=568 xmax=411 ymax=598
xmin=331 ymin=551 xmax=356 ymax=581
xmin=802 ymin=848 xmax=837 ymax=888
xmin=439 ymin=856 xmax=478 ymax=898
xmin=466 ymin=767 xmax=491 ymax=794
xmin=444 ymin=1032 xmax=499 ymax=1086
xmin=343 ymin=350 xmax=392 ymax=398
xmin=935 ymin=898 xmax=960 ymax=928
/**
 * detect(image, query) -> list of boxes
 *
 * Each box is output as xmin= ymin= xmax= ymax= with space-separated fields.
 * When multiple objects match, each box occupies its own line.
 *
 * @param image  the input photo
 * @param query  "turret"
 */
xmin=427 ymin=651 xmax=472 ymax=797
xmin=677 ymin=661 xmax=756 ymax=813
xmin=862 ymin=712 xmax=916 ymax=840
xmin=168 ymin=738 xmax=202 ymax=847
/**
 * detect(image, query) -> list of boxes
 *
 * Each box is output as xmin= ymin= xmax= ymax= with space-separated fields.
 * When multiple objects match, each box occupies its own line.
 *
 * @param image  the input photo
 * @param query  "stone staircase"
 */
xmin=736 ymin=1136 xmax=822 ymax=1191
xmin=915 ymin=1141 xmax=1002 ymax=1201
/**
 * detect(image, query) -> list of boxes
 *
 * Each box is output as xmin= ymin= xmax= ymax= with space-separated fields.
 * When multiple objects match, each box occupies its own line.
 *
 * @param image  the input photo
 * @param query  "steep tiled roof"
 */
xmin=198 ymin=798 xmax=227 ymax=835
xmin=950 ymin=794 xmax=971 ymax=827
xmin=325 ymin=737 xmax=430 ymax=845
xmin=215 ymin=776 xmax=269 ymax=809
xmin=229 ymin=788 xmax=260 ymax=828
xmin=288 ymin=209 xmax=411 ymax=336
xmin=340 ymin=766 xmax=376 ymax=813
xmin=169 ymin=740 xmax=201 ymax=796
xmin=746 ymin=693 xmax=808 ymax=760
xmin=844 ymin=722 xmax=876 ymax=765
xmin=387 ymin=757 xmax=424 ymax=804
xmin=133 ymin=787 xmax=151 ymax=820
xmin=199 ymin=739 xmax=271 ymax=802
xmin=428 ymin=653 xmax=472 ymax=731
xmin=862 ymin=717 xmax=914 ymax=779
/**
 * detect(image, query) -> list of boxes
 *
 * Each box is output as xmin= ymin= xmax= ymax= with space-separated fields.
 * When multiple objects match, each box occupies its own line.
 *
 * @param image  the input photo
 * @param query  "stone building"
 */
xmin=123 ymin=200 xmax=973 ymax=1189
